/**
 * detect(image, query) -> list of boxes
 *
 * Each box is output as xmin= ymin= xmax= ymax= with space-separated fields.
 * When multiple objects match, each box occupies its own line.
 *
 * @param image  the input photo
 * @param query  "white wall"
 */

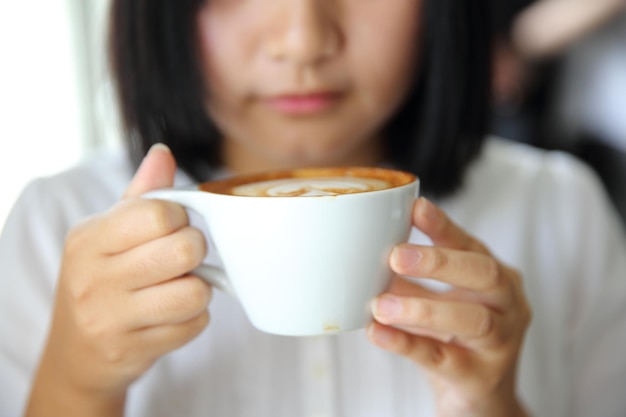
xmin=0 ymin=0 xmax=118 ymax=228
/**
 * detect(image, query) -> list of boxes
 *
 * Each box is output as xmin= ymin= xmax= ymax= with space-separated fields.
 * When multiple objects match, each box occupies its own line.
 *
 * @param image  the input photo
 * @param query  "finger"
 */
xmin=372 ymin=295 xmax=495 ymax=339
xmin=413 ymin=197 xmax=490 ymax=255
xmin=391 ymin=324 xmax=457 ymax=344
xmin=107 ymin=226 xmax=207 ymax=289
xmin=89 ymin=198 xmax=189 ymax=254
xmin=133 ymin=310 xmax=210 ymax=359
xmin=123 ymin=143 xmax=177 ymax=199
xmin=129 ymin=276 xmax=212 ymax=328
xmin=387 ymin=275 xmax=440 ymax=299
xmin=367 ymin=322 xmax=451 ymax=372
xmin=390 ymin=244 xmax=504 ymax=292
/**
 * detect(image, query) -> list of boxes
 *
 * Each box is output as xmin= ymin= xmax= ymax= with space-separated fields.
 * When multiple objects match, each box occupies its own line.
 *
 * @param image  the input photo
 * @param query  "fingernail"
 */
xmin=147 ymin=143 xmax=171 ymax=156
xmin=392 ymin=245 xmax=421 ymax=270
xmin=373 ymin=295 xmax=403 ymax=319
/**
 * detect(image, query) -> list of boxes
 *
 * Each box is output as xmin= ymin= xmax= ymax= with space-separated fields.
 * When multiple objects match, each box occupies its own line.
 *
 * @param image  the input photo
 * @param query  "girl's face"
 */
xmin=197 ymin=0 xmax=422 ymax=173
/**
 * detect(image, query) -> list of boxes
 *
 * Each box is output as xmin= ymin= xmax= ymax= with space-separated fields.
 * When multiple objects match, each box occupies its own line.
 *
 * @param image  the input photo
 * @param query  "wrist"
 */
xmin=435 ymin=382 xmax=529 ymax=417
xmin=437 ymin=398 xmax=527 ymax=417
xmin=25 ymin=350 xmax=127 ymax=417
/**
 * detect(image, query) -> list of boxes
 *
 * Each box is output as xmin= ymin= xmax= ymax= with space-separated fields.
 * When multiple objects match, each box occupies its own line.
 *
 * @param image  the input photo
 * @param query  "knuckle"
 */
xmin=161 ymin=279 xmax=210 ymax=316
xmin=470 ymin=238 xmax=489 ymax=254
xmin=171 ymin=234 xmax=202 ymax=268
xmin=77 ymin=311 xmax=111 ymax=340
xmin=185 ymin=279 xmax=212 ymax=310
xmin=483 ymin=258 xmax=502 ymax=289
xmin=188 ymin=228 xmax=208 ymax=260
xmin=398 ymin=335 xmax=413 ymax=359
xmin=431 ymin=209 xmax=449 ymax=235
xmin=101 ymin=341 xmax=129 ymax=366
xmin=74 ymin=309 xmax=98 ymax=332
xmin=145 ymin=201 xmax=185 ymax=234
xmin=427 ymin=343 xmax=445 ymax=367
xmin=67 ymin=279 xmax=96 ymax=304
xmin=509 ymin=267 xmax=524 ymax=291
xmin=405 ymin=336 xmax=445 ymax=368
xmin=64 ymin=268 xmax=103 ymax=305
xmin=424 ymin=249 xmax=448 ymax=274
xmin=411 ymin=299 xmax=434 ymax=325
xmin=475 ymin=307 xmax=493 ymax=337
xmin=131 ymin=255 xmax=159 ymax=278
xmin=64 ymin=219 xmax=94 ymax=257
xmin=196 ymin=310 xmax=211 ymax=329
xmin=151 ymin=293 xmax=174 ymax=320
xmin=181 ymin=311 xmax=211 ymax=342
xmin=520 ymin=298 xmax=533 ymax=328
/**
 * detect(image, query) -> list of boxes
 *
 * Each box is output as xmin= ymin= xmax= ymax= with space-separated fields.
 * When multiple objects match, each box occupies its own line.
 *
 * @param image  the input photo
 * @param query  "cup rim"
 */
xmin=199 ymin=166 xmax=418 ymax=197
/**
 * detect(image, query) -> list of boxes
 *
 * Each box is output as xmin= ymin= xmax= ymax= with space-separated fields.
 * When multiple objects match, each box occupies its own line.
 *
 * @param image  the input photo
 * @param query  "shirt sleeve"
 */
xmin=0 ymin=178 xmax=70 ymax=417
xmin=554 ymin=158 xmax=626 ymax=417
xmin=573 ymin=222 xmax=626 ymax=417
xmin=574 ymin=226 xmax=626 ymax=414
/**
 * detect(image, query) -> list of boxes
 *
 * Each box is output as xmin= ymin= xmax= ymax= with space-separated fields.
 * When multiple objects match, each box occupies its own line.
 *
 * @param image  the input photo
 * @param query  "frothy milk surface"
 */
xmin=199 ymin=167 xmax=417 ymax=196
xmin=232 ymin=177 xmax=390 ymax=197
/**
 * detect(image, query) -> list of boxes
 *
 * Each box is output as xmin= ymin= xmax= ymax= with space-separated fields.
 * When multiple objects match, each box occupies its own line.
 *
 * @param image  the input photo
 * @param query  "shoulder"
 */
xmin=442 ymin=137 xmax=625 ymax=266
xmin=484 ymin=137 xmax=615 ymax=219
xmin=0 ymin=148 xmax=134 ymax=271
xmin=50 ymin=146 xmax=134 ymax=202
xmin=6 ymin=145 xmax=196 ymax=237
xmin=19 ymin=147 xmax=134 ymax=227
xmin=455 ymin=137 xmax=608 ymax=214
xmin=473 ymin=137 xmax=598 ymax=191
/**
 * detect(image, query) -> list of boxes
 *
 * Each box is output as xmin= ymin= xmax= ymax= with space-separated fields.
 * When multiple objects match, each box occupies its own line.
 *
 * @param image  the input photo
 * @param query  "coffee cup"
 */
xmin=144 ymin=167 xmax=419 ymax=336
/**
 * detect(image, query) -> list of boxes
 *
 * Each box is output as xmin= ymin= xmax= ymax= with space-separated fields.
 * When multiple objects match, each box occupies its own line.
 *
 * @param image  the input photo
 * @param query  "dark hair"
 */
xmin=490 ymin=0 xmax=536 ymax=38
xmin=109 ymin=0 xmax=493 ymax=198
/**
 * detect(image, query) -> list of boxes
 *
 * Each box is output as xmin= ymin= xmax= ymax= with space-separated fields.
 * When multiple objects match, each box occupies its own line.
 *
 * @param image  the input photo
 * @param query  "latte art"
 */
xmin=199 ymin=167 xmax=416 ymax=197
xmin=232 ymin=177 xmax=391 ymax=197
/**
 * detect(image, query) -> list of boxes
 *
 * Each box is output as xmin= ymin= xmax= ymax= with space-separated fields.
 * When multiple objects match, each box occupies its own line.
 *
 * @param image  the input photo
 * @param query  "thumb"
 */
xmin=123 ymin=143 xmax=177 ymax=199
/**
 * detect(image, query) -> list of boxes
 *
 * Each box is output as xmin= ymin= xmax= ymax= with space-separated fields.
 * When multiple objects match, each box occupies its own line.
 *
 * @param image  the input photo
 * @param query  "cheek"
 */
xmin=349 ymin=4 xmax=422 ymax=113
xmin=197 ymin=8 xmax=255 ymax=104
xmin=352 ymin=45 xmax=418 ymax=125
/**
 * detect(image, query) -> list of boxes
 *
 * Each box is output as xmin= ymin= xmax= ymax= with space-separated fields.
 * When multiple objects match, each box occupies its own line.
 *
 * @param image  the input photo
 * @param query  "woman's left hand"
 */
xmin=368 ymin=197 xmax=532 ymax=417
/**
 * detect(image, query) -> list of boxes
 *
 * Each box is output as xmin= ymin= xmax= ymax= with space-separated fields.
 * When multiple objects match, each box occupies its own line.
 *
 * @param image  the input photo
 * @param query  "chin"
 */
xmin=270 ymin=141 xmax=354 ymax=168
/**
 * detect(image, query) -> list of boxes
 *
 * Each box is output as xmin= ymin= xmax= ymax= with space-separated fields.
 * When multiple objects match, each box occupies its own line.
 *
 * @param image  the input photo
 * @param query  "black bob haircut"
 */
xmin=109 ymin=0 xmax=492 ymax=198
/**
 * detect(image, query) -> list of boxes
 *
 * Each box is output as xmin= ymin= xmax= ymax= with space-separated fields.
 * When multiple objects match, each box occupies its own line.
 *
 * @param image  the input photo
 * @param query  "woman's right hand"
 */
xmin=25 ymin=144 xmax=212 ymax=417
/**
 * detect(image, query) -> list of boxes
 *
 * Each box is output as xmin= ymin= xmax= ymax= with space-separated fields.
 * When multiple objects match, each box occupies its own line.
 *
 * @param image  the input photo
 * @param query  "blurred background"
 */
xmin=1 ymin=0 xmax=625 ymax=228
xmin=0 ymin=0 xmax=120 ymax=227
xmin=490 ymin=0 xmax=626 ymax=224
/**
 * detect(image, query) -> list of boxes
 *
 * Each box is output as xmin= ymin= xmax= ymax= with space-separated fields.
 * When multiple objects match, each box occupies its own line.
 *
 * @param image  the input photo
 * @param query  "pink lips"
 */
xmin=265 ymin=92 xmax=340 ymax=115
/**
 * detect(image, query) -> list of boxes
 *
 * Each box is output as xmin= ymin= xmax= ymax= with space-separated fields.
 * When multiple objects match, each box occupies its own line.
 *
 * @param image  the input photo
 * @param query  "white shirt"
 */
xmin=1 ymin=138 xmax=626 ymax=417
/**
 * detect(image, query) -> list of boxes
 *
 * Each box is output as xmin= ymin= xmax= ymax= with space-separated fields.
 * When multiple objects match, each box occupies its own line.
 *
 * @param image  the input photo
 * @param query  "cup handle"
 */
xmin=142 ymin=188 xmax=238 ymax=299
xmin=192 ymin=264 xmax=237 ymax=299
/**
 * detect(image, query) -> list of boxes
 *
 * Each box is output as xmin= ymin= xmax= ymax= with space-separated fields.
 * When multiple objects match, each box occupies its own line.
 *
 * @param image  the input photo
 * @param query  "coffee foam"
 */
xmin=231 ymin=177 xmax=390 ymax=197
xmin=199 ymin=167 xmax=416 ymax=196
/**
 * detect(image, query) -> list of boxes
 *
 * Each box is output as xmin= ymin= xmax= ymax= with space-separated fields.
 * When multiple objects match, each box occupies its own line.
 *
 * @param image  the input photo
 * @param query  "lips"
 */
xmin=264 ymin=92 xmax=341 ymax=115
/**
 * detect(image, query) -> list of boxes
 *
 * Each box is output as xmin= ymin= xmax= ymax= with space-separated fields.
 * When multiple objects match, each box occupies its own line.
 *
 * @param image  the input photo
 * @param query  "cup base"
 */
xmin=252 ymin=321 xmax=368 ymax=337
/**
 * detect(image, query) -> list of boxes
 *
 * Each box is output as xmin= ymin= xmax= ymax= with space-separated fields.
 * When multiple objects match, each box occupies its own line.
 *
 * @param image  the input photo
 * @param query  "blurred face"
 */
xmin=197 ymin=0 xmax=422 ymax=173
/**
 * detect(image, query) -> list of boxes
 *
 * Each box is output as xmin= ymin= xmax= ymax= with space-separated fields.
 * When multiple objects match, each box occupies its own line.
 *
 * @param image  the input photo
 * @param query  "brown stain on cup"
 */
xmin=323 ymin=323 xmax=341 ymax=333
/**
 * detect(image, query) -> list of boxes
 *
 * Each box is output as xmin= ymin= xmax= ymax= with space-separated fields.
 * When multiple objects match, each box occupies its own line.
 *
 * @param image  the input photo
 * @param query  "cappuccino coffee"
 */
xmin=201 ymin=167 xmax=415 ymax=197
xmin=145 ymin=165 xmax=419 ymax=335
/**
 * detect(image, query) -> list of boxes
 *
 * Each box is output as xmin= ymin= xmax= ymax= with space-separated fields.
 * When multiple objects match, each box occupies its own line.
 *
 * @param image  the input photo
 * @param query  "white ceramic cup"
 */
xmin=144 ymin=167 xmax=419 ymax=336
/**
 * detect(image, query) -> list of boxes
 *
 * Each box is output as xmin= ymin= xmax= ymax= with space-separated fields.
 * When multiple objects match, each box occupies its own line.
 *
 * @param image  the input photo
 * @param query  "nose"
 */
xmin=265 ymin=0 xmax=341 ymax=65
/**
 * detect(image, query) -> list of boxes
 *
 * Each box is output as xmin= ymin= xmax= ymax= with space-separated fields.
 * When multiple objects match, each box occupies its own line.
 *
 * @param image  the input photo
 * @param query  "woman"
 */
xmin=1 ymin=0 xmax=625 ymax=416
